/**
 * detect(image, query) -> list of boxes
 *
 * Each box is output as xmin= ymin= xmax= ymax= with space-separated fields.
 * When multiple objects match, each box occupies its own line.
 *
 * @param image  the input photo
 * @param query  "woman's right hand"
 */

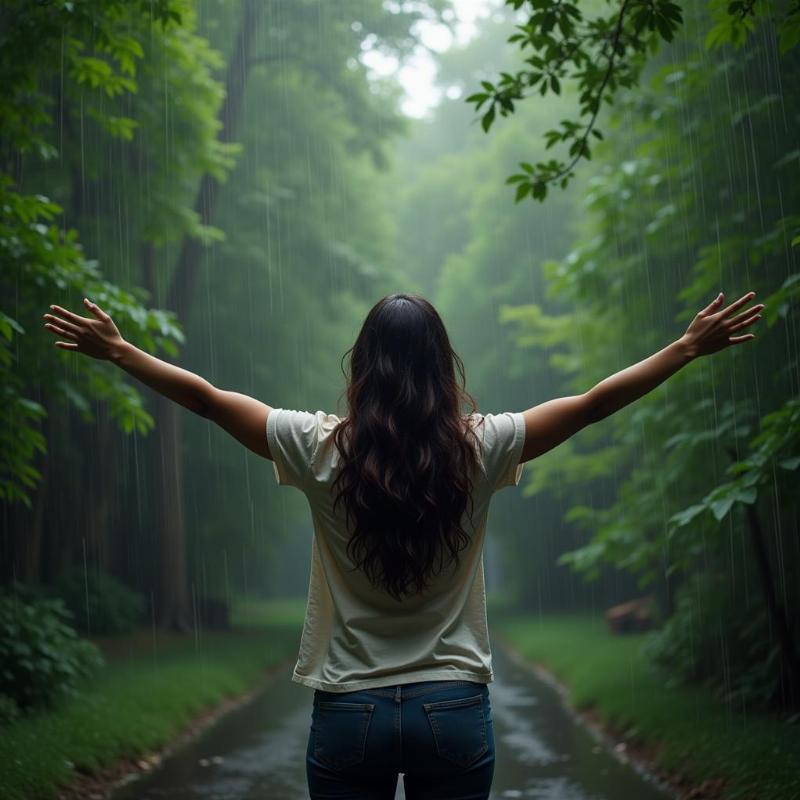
xmin=680 ymin=291 xmax=764 ymax=358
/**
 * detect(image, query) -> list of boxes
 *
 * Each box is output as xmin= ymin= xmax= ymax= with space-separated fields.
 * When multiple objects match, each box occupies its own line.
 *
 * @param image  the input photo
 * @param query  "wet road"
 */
xmin=112 ymin=642 xmax=671 ymax=800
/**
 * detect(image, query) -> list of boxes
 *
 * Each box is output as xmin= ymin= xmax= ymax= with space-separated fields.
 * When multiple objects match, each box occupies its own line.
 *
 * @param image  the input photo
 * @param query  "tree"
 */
xmin=494 ymin=0 xmax=800 ymax=708
xmin=0 ymin=0 xmax=185 ymax=581
xmin=149 ymin=0 xmax=449 ymax=629
xmin=466 ymin=0 xmax=800 ymax=202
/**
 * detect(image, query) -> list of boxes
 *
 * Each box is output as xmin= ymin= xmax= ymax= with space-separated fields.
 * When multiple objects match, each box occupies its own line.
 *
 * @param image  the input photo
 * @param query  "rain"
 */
xmin=1 ymin=1 xmax=798 ymax=799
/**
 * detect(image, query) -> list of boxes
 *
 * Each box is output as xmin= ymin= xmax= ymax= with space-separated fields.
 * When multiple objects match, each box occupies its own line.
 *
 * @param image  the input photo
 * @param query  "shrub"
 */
xmin=0 ymin=692 xmax=20 ymax=724
xmin=54 ymin=567 xmax=145 ymax=635
xmin=644 ymin=571 xmax=786 ymax=710
xmin=5 ymin=579 xmax=50 ymax=604
xmin=0 ymin=592 xmax=104 ymax=713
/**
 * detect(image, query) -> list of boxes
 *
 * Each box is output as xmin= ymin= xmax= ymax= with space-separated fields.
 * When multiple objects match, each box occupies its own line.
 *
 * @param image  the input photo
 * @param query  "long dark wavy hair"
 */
xmin=331 ymin=293 xmax=482 ymax=602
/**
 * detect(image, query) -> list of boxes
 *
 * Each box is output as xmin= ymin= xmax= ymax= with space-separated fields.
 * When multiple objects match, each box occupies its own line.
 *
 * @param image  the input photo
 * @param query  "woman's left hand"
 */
xmin=43 ymin=298 xmax=127 ymax=361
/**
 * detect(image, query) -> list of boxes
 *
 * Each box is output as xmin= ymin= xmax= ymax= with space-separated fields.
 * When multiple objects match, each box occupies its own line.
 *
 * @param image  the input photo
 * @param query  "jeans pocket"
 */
xmin=422 ymin=693 xmax=488 ymax=768
xmin=313 ymin=700 xmax=375 ymax=771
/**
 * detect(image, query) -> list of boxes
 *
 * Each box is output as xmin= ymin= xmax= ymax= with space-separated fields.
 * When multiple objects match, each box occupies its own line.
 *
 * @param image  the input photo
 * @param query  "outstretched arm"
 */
xmin=43 ymin=298 xmax=274 ymax=459
xmin=519 ymin=290 xmax=763 ymax=463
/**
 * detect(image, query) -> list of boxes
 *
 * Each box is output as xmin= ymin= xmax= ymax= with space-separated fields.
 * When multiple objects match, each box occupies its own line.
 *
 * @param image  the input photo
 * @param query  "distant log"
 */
xmin=605 ymin=595 xmax=656 ymax=634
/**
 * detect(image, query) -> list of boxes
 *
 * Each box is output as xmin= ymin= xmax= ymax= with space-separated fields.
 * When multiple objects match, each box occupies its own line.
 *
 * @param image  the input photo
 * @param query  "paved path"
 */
xmin=113 ymin=642 xmax=671 ymax=799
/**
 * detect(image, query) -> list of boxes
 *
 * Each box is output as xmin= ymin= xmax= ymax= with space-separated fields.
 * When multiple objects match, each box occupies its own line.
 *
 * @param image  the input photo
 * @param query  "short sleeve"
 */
xmin=477 ymin=412 xmax=526 ymax=492
xmin=266 ymin=408 xmax=325 ymax=489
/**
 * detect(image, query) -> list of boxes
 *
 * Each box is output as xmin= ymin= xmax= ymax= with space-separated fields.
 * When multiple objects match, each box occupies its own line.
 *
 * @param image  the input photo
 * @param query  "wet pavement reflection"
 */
xmin=112 ymin=642 xmax=671 ymax=799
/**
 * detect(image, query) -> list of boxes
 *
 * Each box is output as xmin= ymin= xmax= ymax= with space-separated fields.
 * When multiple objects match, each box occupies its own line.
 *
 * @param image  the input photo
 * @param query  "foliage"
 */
xmin=87 ymin=1 xmax=239 ymax=249
xmin=496 ymin=0 xmax=799 ymax=706
xmin=669 ymin=398 xmax=800 ymax=532
xmin=0 ymin=0 xmax=182 ymax=156
xmin=502 ymin=1 xmax=799 ymax=569
xmin=0 ymin=601 xmax=304 ymax=800
xmin=644 ymin=572 xmax=789 ymax=709
xmin=54 ymin=568 xmax=146 ymax=636
xmin=498 ymin=614 xmax=800 ymax=799
xmin=0 ymin=591 xmax=104 ymax=713
xmin=177 ymin=0 xmax=451 ymax=597
xmin=0 ymin=692 xmax=20 ymax=725
xmin=704 ymin=0 xmax=800 ymax=53
xmin=2 ymin=0 xmax=454 ymax=617
xmin=0 ymin=1 xmax=192 ymax=506
xmin=468 ymin=0 xmax=800 ymax=201
xmin=390 ymin=9 xmax=646 ymax=610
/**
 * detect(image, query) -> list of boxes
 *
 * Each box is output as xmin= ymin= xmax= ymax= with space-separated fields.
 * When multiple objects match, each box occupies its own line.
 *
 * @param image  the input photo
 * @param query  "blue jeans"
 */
xmin=306 ymin=678 xmax=495 ymax=799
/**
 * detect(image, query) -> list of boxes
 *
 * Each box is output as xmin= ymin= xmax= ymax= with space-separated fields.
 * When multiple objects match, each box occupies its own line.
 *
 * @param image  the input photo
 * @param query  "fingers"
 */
xmin=700 ymin=292 xmax=725 ymax=315
xmin=728 ymin=309 xmax=762 ymax=332
xmin=48 ymin=304 xmax=87 ymax=326
xmin=55 ymin=341 xmax=79 ymax=350
xmin=44 ymin=322 xmax=78 ymax=340
xmin=43 ymin=313 xmax=82 ymax=335
xmin=729 ymin=333 xmax=755 ymax=344
xmin=717 ymin=290 xmax=756 ymax=319
xmin=46 ymin=299 xmax=111 ymax=327
xmin=728 ymin=301 xmax=764 ymax=324
xmin=83 ymin=297 xmax=110 ymax=321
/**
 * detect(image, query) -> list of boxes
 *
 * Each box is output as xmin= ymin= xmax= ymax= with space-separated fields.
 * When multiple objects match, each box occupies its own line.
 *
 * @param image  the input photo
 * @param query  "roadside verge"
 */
xmin=493 ymin=613 xmax=800 ymax=800
xmin=1 ymin=614 xmax=302 ymax=800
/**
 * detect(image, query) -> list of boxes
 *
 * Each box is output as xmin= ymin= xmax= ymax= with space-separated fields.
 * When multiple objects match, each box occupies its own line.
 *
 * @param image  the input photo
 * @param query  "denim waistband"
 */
xmin=315 ymin=679 xmax=486 ymax=701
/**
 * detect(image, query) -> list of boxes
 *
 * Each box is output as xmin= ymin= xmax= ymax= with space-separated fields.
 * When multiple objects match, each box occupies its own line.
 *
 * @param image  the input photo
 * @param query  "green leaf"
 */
xmin=710 ymin=495 xmax=735 ymax=520
xmin=778 ymin=17 xmax=800 ymax=54
xmin=736 ymin=487 xmax=757 ymax=505
xmin=481 ymin=105 xmax=496 ymax=133
xmin=668 ymin=503 xmax=706 ymax=528
xmin=515 ymin=182 xmax=532 ymax=202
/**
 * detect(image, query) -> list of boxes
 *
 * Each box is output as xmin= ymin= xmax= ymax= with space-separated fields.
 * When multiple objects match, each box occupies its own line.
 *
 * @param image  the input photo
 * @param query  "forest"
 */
xmin=1 ymin=1 xmax=798 ymax=799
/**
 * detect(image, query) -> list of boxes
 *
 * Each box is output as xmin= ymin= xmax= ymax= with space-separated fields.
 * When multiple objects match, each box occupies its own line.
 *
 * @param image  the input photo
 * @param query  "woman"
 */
xmin=43 ymin=290 xmax=762 ymax=799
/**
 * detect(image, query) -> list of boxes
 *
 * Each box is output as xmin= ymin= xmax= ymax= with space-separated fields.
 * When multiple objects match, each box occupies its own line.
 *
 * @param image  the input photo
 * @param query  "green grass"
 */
xmin=494 ymin=612 xmax=800 ymax=800
xmin=0 ymin=596 xmax=305 ymax=800
xmin=231 ymin=595 xmax=307 ymax=628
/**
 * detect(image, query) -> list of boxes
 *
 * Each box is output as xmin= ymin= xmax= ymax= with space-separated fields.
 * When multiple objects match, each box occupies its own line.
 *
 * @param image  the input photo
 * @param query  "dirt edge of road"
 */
xmin=56 ymin=657 xmax=294 ymax=800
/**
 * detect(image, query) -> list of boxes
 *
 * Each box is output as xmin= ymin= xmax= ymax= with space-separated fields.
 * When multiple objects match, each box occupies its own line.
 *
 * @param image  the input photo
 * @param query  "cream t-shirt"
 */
xmin=266 ymin=407 xmax=526 ymax=692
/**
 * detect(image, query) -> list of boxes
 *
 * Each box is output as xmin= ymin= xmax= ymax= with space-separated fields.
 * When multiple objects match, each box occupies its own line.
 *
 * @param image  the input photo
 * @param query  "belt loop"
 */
xmin=395 ymin=685 xmax=401 ymax=704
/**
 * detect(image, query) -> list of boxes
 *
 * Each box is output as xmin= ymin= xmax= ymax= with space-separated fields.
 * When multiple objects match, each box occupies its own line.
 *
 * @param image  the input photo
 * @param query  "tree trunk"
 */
xmin=165 ymin=0 xmax=265 ymax=318
xmin=152 ymin=0 xmax=266 ymax=631
xmin=745 ymin=502 xmax=800 ymax=710
xmin=655 ymin=568 xmax=675 ymax=620
xmin=14 ymin=400 xmax=54 ymax=585
xmin=84 ymin=407 xmax=116 ymax=574
xmin=155 ymin=396 xmax=191 ymax=631
xmin=23 ymin=427 xmax=50 ymax=584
